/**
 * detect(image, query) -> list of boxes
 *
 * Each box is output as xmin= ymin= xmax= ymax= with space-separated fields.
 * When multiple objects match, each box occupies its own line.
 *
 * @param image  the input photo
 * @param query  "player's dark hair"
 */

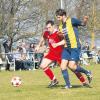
xmin=46 ymin=20 xmax=54 ymax=26
xmin=56 ymin=9 xmax=66 ymax=16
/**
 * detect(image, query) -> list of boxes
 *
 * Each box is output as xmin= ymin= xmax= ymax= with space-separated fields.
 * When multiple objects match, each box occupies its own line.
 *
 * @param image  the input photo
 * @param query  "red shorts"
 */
xmin=44 ymin=52 xmax=61 ymax=65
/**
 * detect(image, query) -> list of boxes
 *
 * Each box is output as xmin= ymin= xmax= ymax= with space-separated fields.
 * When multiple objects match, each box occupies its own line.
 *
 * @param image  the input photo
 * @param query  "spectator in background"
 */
xmin=17 ymin=41 xmax=22 ymax=47
xmin=3 ymin=38 xmax=12 ymax=71
xmin=97 ymin=50 xmax=100 ymax=63
xmin=0 ymin=57 xmax=3 ymax=70
xmin=83 ymin=42 xmax=90 ymax=57
xmin=90 ymin=46 xmax=98 ymax=64
xmin=21 ymin=42 xmax=27 ymax=53
xmin=28 ymin=43 xmax=35 ymax=61
xmin=20 ymin=42 xmax=27 ymax=61
xmin=14 ymin=46 xmax=26 ymax=70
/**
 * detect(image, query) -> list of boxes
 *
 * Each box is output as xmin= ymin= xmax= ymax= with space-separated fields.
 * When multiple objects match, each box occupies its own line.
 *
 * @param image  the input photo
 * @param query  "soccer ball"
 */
xmin=11 ymin=76 xmax=22 ymax=87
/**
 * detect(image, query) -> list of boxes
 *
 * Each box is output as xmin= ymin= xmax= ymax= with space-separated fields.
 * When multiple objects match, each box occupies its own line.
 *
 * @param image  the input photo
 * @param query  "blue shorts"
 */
xmin=62 ymin=47 xmax=81 ymax=61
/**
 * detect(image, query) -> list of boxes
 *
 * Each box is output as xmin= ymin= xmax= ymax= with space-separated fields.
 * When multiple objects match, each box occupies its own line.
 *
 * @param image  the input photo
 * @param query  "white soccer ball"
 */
xmin=11 ymin=76 xmax=22 ymax=87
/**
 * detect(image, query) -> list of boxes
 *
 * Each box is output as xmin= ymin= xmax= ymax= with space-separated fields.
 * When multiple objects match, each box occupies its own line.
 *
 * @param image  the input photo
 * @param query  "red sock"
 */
xmin=43 ymin=67 xmax=55 ymax=80
xmin=74 ymin=72 xmax=86 ymax=83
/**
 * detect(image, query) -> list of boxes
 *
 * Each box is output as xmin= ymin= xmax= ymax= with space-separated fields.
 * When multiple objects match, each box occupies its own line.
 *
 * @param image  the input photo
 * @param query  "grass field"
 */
xmin=0 ymin=64 xmax=100 ymax=100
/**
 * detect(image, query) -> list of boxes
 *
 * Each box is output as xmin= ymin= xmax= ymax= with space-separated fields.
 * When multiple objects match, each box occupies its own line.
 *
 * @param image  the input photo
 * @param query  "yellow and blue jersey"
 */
xmin=59 ymin=17 xmax=82 ymax=48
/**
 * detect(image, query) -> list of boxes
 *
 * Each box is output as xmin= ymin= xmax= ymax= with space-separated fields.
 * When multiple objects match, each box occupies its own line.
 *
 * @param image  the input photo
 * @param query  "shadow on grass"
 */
xmin=15 ymin=89 xmax=22 ymax=92
xmin=46 ymin=84 xmax=92 ymax=89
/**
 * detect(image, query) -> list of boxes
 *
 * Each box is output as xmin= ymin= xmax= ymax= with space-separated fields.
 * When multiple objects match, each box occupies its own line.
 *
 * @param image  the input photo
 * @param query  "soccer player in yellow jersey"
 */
xmin=52 ymin=9 xmax=92 ymax=89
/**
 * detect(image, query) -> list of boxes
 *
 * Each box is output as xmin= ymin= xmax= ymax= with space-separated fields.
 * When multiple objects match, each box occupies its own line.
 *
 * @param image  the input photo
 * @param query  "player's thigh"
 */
xmin=62 ymin=48 xmax=70 ymax=60
xmin=70 ymin=48 xmax=80 ymax=61
xmin=40 ymin=58 xmax=52 ymax=69
xmin=68 ymin=48 xmax=80 ymax=70
xmin=60 ymin=59 xmax=69 ymax=70
xmin=68 ymin=61 xmax=77 ymax=70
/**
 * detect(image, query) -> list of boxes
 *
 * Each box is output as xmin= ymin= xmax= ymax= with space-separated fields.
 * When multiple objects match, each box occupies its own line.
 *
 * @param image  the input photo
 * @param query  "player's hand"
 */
xmin=52 ymin=43 xmax=58 ymax=48
xmin=84 ymin=16 xmax=89 ymax=19
xmin=83 ymin=16 xmax=89 ymax=22
xmin=57 ymin=32 xmax=64 ymax=38
xmin=35 ymin=45 xmax=40 ymax=52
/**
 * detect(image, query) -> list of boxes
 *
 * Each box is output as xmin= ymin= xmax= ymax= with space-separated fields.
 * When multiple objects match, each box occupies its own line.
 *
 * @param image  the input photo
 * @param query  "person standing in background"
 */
xmin=3 ymin=38 xmax=13 ymax=71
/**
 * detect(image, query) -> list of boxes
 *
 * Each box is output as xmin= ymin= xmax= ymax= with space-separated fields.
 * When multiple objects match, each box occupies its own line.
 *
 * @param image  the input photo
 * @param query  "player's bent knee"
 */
xmin=40 ymin=63 xmax=48 ymax=69
xmin=60 ymin=65 xmax=67 ymax=70
xmin=40 ymin=64 xmax=46 ymax=69
xmin=68 ymin=64 xmax=77 ymax=70
xmin=61 ymin=67 xmax=67 ymax=70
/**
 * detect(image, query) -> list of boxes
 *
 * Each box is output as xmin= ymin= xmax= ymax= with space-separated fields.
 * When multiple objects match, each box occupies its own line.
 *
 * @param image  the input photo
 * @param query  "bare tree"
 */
xmin=0 ymin=0 xmax=99 ymax=52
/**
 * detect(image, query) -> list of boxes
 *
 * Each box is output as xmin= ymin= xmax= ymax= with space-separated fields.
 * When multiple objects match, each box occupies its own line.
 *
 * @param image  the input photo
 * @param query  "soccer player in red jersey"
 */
xmin=35 ymin=20 xmax=88 ymax=88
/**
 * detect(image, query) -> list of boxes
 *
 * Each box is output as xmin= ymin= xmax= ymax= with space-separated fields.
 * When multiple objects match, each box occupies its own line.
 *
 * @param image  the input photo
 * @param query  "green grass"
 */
xmin=0 ymin=64 xmax=100 ymax=100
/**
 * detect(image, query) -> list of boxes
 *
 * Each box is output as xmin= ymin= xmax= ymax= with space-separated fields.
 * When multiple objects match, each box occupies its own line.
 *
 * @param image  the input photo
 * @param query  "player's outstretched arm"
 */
xmin=52 ymin=39 xmax=66 ymax=48
xmin=35 ymin=37 xmax=44 ymax=52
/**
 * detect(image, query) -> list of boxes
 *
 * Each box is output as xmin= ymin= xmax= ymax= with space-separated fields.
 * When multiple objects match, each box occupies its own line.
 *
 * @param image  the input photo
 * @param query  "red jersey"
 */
xmin=43 ymin=31 xmax=63 ymax=63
